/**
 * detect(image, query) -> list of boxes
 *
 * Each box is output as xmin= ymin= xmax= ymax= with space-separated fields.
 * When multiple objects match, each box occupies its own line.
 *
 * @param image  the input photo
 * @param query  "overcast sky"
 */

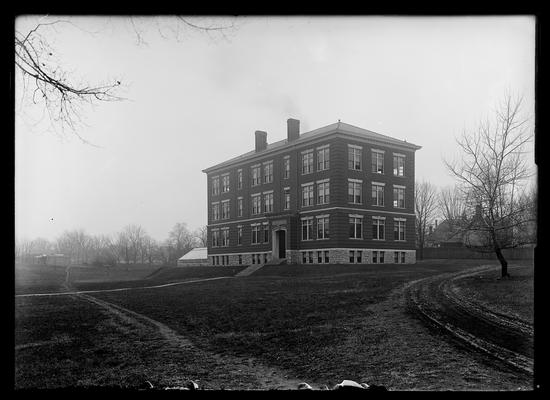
xmin=15 ymin=15 xmax=536 ymax=243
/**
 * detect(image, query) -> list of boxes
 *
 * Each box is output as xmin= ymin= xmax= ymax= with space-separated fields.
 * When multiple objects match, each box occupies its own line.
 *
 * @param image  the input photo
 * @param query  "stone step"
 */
xmin=234 ymin=264 xmax=266 ymax=277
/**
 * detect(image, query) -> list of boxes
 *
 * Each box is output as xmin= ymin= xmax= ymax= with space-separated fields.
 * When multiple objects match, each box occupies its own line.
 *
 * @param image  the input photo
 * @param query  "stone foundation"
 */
xmin=208 ymin=249 xmax=416 ymax=266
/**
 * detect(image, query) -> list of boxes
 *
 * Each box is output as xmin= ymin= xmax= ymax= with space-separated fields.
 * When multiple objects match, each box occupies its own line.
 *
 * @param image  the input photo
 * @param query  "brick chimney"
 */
xmin=255 ymin=130 xmax=267 ymax=152
xmin=287 ymin=118 xmax=300 ymax=142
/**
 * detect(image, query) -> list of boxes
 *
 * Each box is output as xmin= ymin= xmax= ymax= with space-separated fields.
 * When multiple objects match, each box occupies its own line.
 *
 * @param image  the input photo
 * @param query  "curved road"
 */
xmin=405 ymin=265 xmax=534 ymax=375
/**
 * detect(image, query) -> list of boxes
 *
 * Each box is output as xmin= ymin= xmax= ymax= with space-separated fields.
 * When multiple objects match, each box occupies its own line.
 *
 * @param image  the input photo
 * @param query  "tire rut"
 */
xmin=405 ymin=265 xmax=534 ymax=375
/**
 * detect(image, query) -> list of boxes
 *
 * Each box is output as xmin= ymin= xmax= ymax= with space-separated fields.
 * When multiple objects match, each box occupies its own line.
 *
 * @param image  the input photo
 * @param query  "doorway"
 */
xmin=276 ymin=230 xmax=286 ymax=259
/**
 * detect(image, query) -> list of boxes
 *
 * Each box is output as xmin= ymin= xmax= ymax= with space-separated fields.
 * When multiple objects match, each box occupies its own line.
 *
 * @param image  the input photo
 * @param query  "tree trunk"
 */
xmin=495 ymin=247 xmax=509 ymax=277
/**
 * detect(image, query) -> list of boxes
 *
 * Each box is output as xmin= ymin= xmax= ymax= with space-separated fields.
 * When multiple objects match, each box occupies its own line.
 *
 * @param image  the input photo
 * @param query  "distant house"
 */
xmin=425 ymin=220 xmax=465 ymax=248
xmin=177 ymin=247 xmax=209 ymax=267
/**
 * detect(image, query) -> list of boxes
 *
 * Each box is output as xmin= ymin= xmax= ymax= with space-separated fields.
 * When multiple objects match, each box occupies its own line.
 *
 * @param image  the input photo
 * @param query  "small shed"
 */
xmin=177 ymin=247 xmax=209 ymax=267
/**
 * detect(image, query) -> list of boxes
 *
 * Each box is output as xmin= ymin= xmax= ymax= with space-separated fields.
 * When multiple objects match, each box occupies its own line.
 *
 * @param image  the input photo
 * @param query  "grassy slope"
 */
xmin=451 ymin=262 xmax=534 ymax=323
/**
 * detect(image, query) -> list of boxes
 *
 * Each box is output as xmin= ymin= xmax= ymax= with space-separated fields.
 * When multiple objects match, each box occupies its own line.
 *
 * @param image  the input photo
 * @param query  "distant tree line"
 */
xmin=15 ymin=222 xmax=208 ymax=267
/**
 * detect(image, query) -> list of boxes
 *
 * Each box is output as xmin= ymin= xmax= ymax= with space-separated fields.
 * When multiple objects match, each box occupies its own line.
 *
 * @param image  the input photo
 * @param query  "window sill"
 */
xmin=349 ymin=237 xmax=363 ymax=240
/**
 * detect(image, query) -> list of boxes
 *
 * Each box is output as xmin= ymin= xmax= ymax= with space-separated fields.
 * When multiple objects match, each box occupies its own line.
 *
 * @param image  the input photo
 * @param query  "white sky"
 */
xmin=15 ymin=15 xmax=536 ymax=243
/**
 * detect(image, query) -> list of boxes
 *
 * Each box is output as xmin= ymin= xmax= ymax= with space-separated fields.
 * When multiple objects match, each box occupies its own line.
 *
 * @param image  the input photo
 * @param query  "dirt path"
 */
xmin=74 ymin=291 xmax=323 ymax=390
xmin=405 ymin=265 xmax=534 ymax=375
xmin=15 ymin=276 xmax=234 ymax=298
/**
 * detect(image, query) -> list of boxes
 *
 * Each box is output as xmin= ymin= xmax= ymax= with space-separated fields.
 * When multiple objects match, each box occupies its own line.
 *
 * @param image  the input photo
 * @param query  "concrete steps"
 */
xmin=235 ymin=264 xmax=265 ymax=277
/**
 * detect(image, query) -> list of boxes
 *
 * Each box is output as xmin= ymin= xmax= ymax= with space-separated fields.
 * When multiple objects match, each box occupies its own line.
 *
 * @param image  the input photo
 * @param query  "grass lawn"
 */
xmin=450 ymin=262 xmax=534 ymax=324
xmin=14 ymin=259 xmax=534 ymax=390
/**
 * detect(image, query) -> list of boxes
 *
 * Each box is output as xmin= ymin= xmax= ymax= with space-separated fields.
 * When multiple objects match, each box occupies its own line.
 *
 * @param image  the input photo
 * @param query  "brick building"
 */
xmin=202 ymin=119 xmax=421 ymax=266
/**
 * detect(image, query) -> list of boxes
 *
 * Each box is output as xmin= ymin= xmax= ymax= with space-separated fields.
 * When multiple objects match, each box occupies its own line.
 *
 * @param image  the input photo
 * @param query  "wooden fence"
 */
xmin=419 ymin=247 xmax=534 ymax=260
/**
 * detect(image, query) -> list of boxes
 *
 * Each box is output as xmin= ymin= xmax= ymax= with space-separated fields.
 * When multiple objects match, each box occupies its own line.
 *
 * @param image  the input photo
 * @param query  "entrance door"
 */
xmin=277 ymin=230 xmax=286 ymax=259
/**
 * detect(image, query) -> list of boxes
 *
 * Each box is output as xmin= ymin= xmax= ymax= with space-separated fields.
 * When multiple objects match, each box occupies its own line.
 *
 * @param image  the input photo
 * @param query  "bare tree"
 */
xmin=15 ymin=16 xmax=238 ymax=143
xmin=115 ymin=231 xmax=130 ymax=264
xmin=122 ymin=224 xmax=147 ymax=264
xmin=415 ymin=181 xmax=439 ymax=260
xmin=438 ymin=185 xmax=469 ymax=232
xmin=444 ymin=93 xmax=535 ymax=277
xmin=193 ymin=225 xmax=208 ymax=247
xmin=56 ymin=229 xmax=91 ymax=264
xmin=168 ymin=222 xmax=195 ymax=262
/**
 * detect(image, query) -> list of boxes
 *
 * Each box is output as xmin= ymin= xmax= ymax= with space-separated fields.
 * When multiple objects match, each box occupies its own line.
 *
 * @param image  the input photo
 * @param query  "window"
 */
xmin=221 ymin=200 xmax=230 ymax=219
xmin=302 ymin=218 xmax=313 ymax=240
xmin=349 ymin=216 xmax=363 ymax=239
xmin=372 ymin=183 xmax=384 ymax=206
xmin=263 ymin=253 xmax=268 ymax=264
xmin=372 ymin=150 xmax=384 ymax=174
xmin=349 ymin=250 xmax=355 ymax=263
xmin=212 ymin=203 xmax=220 ymax=221
xmin=393 ymin=187 xmax=405 ymax=208
xmin=237 ymin=198 xmax=243 ymax=217
xmin=308 ymin=251 xmax=313 ymax=264
xmin=222 ymin=174 xmax=230 ymax=193
xmin=237 ymin=226 xmax=242 ymax=245
xmin=251 ymin=194 xmax=262 ymax=215
xmin=251 ymin=225 xmax=260 ymax=244
xmin=380 ymin=251 xmax=385 ymax=263
xmin=394 ymin=220 xmax=406 ymax=241
xmin=263 ymin=162 xmax=273 ymax=184
xmin=302 ymin=183 xmax=314 ymax=207
xmin=317 ymin=216 xmax=329 ymax=239
xmin=221 ymin=228 xmax=229 ymax=247
xmin=263 ymin=192 xmax=273 ymax=213
xmin=317 ymin=146 xmax=330 ymax=171
xmin=283 ymin=157 xmax=290 ymax=179
xmin=284 ymin=189 xmax=291 ymax=210
xmin=373 ymin=217 xmax=385 ymax=240
xmin=317 ymin=251 xmax=323 ymax=264
xmin=324 ymin=251 xmax=329 ymax=264
xmin=394 ymin=251 xmax=399 ymax=263
xmin=252 ymin=254 xmax=256 ymax=264
xmin=348 ymin=145 xmax=362 ymax=170
xmin=212 ymin=230 xmax=220 ymax=247
xmin=393 ymin=154 xmax=405 ymax=176
xmin=372 ymin=251 xmax=378 ymax=264
xmin=251 ymin=165 xmax=261 ymax=186
xmin=237 ymin=169 xmax=243 ymax=189
xmin=262 ymin=223 xmax=270 ymax=243
xmin=302 ymin=150 xmax=313 ymax=174
xmin=302 ymin=252 xmax=307 ymax=264
xmin=348 ymin=180 xmax=362 ymax=204
xmin=238 ymin=254 xmax=242 ymax=264
xmin=401 ymin=252 xmax=406 ymax=263
xmin=317 ymin=181 xmax=330 ymax=204
xmin=357 ymin=250 xmax=362 ymax=264
xmin=212 ymin=176 xmax=220 ymax=195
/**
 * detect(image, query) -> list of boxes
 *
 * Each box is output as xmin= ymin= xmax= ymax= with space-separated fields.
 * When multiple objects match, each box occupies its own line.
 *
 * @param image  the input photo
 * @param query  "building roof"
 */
xmin=202 ymin=121 xmax=421 ymax=174
xmin=178 ymin=247 xmax=208 ymax=261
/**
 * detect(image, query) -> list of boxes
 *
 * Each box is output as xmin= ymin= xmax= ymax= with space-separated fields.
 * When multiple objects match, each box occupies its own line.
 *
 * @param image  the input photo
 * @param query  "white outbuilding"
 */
xmin=177 ymin=247 xmax=209 ymax=267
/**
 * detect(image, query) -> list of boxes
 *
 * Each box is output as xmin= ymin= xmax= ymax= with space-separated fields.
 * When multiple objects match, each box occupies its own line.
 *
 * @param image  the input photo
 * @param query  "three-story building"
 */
xmin=202 ymin=119 xmax=421 ymax=265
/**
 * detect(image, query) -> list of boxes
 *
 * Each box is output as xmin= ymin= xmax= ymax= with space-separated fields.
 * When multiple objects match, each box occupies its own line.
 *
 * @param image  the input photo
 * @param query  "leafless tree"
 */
xmin=56 ymin=229 xmax=91 ymax=264
xmin=122 ymin=224 xmax=148 ymax=264
xmin=15 ymin=237 xmax=54 ymax=261
xmin=444 ymin=93 xmax=535 ymax=277
xmin=193 ymin=225 xmax=208 ymax=247
xmin=115 ymin=231 xmax=131 ymax=264
xmin=168 ymin=222 xmax=195 ymax=262
xmin=438 ymin=185 xmax=469 ymax=232
xmin=415 ymin=181 xmax=440 ymax=260
xmin=15 ymin=16 xmax=238 ymax=143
